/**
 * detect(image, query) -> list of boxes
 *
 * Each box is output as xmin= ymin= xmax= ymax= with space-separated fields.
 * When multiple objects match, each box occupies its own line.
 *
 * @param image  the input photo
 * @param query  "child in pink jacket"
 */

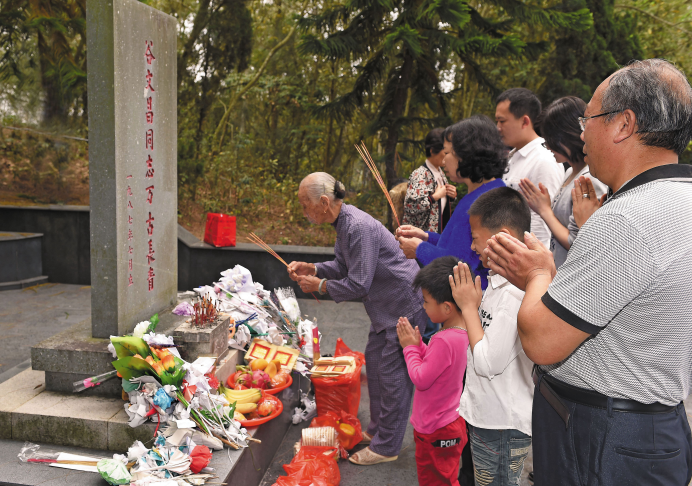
xmin=397 ymin=256 xmax=470 ymax=486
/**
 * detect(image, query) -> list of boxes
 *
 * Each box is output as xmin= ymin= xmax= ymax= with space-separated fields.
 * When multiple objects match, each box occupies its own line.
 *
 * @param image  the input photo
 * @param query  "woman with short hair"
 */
xmin=397 ymin=115 xmax=508 ymax=290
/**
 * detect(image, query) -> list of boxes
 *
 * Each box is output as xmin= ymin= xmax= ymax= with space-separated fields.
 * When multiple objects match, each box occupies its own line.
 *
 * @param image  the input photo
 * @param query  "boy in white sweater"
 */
xmin=450 ymin=186 xmax=534 ymax=486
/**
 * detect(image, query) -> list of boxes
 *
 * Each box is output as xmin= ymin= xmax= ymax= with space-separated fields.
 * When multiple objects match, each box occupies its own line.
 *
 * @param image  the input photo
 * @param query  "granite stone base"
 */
xmin=0 ymin=367 xmax=302 ymax=485
xmin=172 ymin=316 xmax=230 ymax=363
xmin=31 ymin=306 xmax=188 ymax=398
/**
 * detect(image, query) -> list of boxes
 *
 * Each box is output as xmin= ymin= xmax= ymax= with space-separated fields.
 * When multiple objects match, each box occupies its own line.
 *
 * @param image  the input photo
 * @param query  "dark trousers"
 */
xmin=365 ymin=324 xmax=418 ymax=456
xmin=532 ymin=386 xmax=692 ymax=486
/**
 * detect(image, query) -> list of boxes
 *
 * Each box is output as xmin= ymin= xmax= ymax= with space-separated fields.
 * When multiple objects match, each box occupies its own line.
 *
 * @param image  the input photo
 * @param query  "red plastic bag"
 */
xmin=312 ymin=338 xmax=364 ymax=417
xmin=204 ymin=213 xmax=236 ymax=247
xmin=310 ymin=410 xmax=363 ymax=451
xmin=335 ymin=337 xmax=365 ymax=366
xmin=272 ymin=446 xmax=340 ymax=486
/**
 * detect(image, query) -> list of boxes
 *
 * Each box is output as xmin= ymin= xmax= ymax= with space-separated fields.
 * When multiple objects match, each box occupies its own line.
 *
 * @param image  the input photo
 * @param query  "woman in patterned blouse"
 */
xmin=402 ymin=128 xmax=457 ymax=233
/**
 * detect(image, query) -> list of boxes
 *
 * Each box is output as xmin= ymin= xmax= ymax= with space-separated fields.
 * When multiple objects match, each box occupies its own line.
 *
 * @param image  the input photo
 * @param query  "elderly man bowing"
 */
xmin=486 ymin=59 xmax=692 ymax=486
xmin=288 ymin=172 xmax=427 ymax=466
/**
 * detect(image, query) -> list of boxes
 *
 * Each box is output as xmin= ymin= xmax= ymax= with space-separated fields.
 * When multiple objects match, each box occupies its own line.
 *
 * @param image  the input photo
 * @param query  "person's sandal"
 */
xmin=348 ymin=447 xmax=398 ymax=466
xmin=360 ymin=431 xmax=373 ymax=445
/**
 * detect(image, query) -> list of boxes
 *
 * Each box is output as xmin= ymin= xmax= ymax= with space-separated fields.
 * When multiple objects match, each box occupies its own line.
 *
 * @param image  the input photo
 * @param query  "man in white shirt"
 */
xmin=496 ymin=88 xmax=564 ymax=247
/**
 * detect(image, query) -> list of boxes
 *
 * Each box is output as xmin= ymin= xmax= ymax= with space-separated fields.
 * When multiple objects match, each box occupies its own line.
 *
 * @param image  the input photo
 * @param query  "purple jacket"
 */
xmin=316 ymin=204 xmax=425 ymax=332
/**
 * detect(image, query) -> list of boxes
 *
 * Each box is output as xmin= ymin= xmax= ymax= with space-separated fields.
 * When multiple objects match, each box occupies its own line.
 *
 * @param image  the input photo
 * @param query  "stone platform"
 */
xmin=31 ymin=307 xmax=189 ymax=398
xmin=0 ymin=371 xmax=304 ymax=486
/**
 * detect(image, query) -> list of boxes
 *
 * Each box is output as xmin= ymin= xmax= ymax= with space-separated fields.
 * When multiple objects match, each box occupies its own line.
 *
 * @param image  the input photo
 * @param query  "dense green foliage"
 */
xmin=1 ymin=0 xmax=691 ymax=238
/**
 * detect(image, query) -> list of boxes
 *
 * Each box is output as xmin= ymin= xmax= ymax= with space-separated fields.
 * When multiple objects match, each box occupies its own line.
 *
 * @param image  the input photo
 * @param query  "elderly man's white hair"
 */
xmin=300 ymin=172 xmax=345 ymax=203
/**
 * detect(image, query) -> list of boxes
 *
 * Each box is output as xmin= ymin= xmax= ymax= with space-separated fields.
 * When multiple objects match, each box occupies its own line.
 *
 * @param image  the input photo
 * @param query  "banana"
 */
xmin=235 ymin=403 xmax=258 ymax=414
xmin=223 ymin=388 xmax=261 ymax=405
xmin=224 ymin=389 xmax=261 ymax=399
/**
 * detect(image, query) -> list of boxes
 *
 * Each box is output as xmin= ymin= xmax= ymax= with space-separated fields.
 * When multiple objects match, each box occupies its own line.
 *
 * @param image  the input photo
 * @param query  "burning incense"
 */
xmin=355 ymin=141 xmax=401 ymax=227
xmin=248 ymin=233 xmax=320 ymax=303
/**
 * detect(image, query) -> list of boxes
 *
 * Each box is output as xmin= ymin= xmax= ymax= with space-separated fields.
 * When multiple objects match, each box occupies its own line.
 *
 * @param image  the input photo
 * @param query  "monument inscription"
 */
xmin=88 ymin=0 xmax=177 ymax=338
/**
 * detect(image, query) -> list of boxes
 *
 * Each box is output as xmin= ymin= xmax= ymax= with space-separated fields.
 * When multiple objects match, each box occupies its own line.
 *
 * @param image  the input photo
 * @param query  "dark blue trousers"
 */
xmin=532 ymin=385 xmax=692 ymax=485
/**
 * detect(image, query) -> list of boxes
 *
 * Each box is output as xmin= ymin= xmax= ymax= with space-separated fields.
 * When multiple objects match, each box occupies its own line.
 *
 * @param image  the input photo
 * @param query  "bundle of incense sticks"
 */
xmin=248 ymin=232 xmax=320 ymax=303
xmin=355 ymin=141 xmax=401 ymax=227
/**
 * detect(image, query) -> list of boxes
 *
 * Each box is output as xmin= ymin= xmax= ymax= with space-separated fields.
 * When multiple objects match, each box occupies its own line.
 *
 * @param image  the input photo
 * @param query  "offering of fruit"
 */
xmin=220 ymin=386 xmax=261 ymax=405
xmin=265 ymin=362 xmax=278 ymax=379
xmin=250 ymin=370 xmax=270 ymax=390
xmin=257 ymin=399 xmax=276 ymax=417
xmin=270 ymin=373 xmax=288 ymax=388
xmin=250 ymin=359 xmax=268 ymax=371
xmin=235 ymin=402 xmax=258 ymax=414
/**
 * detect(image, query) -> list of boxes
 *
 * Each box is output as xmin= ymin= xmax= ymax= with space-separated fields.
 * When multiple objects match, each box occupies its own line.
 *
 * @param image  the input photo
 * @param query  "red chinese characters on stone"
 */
xmin=146 ymin=185 xmax=154 ymax=205
xmin=148 ymin=267 xmax=155 ymax=291
xmin=146 ymin=129 xmax=154 ymax=150
xmin=145 ymin=70 xmax=155 ymax=92
xmin=145 ymin=40 xmax=155 ymax=65
xmin=146 ymin=212 xmax=155 ymax=236
xmin=126 ymin=174 xmax=134 ymax=286
xmin=147 ymin=240 xmax=155 ymax=265
xmin=145 ymin=155 xmax=154 ymax=179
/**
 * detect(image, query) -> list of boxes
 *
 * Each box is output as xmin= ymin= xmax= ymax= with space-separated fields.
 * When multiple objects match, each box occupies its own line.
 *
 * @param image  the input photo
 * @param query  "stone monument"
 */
xmin=88 ymin=0 xmax=178 ymax=338
xmin=28 ymin=0 xmax=183 ymax=399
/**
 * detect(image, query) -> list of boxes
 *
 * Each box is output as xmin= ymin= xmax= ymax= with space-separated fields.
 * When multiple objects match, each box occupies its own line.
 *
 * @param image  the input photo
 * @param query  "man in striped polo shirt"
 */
xmin=485 ymin=59 xmax=692 ymax=485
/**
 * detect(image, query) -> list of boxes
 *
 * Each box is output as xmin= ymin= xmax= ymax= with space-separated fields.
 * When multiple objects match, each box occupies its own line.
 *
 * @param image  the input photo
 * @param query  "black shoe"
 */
xmin=528 ymin=471 xmax=534 ymax=483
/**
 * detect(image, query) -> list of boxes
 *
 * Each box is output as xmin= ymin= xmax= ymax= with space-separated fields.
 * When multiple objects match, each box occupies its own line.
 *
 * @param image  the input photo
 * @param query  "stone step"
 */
xmin=0 ymin=369 xmax=304 ymax=485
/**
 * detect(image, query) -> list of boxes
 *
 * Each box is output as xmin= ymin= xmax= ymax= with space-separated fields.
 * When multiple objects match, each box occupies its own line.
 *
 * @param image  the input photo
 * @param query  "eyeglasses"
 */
xmin=578 ymin=111 xmax=621 ymax=132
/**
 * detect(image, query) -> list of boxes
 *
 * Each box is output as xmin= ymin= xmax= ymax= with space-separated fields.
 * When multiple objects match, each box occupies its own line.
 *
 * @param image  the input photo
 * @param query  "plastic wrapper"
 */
xmin=97 ymin=458 xmax=132 ymax=485
xmin=310 ymin=410 xmax=363 ymax=451
xmin=73 ymin=369 xmax=119 ymax=392
xmin=275 ymin=287 xmax=301 ymax=323
xmin=272 ymin=447 xmax=340 ymax=486
xmin=311 ymin=338 xmax=365 ymax=417
xmin=18 ymin=442 xmax=103 ymax=465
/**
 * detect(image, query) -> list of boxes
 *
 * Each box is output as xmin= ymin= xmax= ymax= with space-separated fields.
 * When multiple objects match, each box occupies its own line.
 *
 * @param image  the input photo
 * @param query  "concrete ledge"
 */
xmin=12 ymin=391 xmax=124 ymax=449
xmin=0 ymin=276 xmax=49 ymax=291
xmin=0 ymin=370 xmax=46 ymax=440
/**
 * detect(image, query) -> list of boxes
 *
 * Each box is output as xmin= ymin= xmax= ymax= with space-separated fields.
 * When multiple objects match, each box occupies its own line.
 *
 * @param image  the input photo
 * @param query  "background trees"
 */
xmin=1 ymin=0 xmax=691 ymax=242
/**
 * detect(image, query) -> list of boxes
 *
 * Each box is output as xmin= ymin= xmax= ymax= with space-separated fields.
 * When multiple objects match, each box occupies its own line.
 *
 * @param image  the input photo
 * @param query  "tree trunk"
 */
xmin=177 ymin=0 xmax=212 ymax=92
xmin=382 ymin=50 xmax=414 ymax=226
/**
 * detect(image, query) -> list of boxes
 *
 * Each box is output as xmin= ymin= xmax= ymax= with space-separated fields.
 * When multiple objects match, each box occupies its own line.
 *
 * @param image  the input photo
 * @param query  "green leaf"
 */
xmin=110 ymin=336 xmax=151 ymax=359
xmin=147 ymin=313 xmax=159 ymax=333
xmin=112 ymin=356 xmax=157 ymax=381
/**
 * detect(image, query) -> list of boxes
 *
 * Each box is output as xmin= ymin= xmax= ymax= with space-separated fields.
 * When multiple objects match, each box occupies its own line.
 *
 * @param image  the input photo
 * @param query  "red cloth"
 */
xmin=414 ymin=415 xmax=467 ymax=486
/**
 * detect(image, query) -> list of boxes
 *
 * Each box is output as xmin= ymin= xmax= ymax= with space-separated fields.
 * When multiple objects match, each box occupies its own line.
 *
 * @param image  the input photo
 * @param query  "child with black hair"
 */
xmin=450 ymin=186 xmax=534 ymax=486
xmin=397 ymin=256 xmax=470 ymax=486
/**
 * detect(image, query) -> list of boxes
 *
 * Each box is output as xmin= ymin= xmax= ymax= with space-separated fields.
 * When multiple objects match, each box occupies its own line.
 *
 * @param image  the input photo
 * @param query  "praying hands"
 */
xmin=484 ymin=232 xmax=556 ymax=291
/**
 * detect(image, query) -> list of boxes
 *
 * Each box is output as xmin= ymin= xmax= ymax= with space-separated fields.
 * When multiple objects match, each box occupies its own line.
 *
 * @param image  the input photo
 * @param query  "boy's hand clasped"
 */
xmin=449 ymin=262 xmax=482 ymax=313
xmin=396 ymin=317 xmax=421 ymax=348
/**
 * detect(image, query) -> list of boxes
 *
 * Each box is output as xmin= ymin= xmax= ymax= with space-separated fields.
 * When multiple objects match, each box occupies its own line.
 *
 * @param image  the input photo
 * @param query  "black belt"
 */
xmin=532 ymin=369 xmax=678 ymax=427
